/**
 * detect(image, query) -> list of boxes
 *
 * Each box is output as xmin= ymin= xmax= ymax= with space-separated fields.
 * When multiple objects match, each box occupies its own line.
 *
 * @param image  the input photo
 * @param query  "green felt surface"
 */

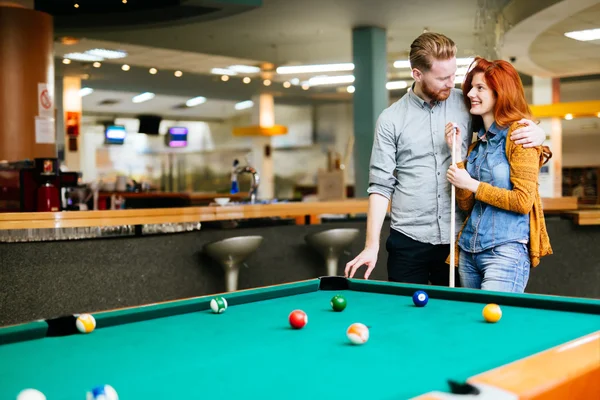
xmin=1 ymin=282 xmax=599 ymax=400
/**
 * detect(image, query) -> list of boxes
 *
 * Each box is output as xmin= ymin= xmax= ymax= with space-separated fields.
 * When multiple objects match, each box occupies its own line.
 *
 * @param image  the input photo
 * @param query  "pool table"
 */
xmin=1 ymin=277 xmax=599 ymax=399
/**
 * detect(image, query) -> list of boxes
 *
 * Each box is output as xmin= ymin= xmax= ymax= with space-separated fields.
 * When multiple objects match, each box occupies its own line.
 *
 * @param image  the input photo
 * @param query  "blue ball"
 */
xmin=86 ymin=385 xmax=118 ymax=400
xmin=412 ymin=290 xmax=428 ymax=307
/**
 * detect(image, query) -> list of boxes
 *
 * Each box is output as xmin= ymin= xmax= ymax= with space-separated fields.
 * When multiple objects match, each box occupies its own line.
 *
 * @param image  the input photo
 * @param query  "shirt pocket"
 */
xmin=487 ymin=147 xmax=511 ymax=189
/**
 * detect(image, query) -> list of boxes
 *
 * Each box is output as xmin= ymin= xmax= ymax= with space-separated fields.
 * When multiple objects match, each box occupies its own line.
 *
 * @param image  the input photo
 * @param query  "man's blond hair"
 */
xmin=409 ymin=32 xmax=457 ymax=72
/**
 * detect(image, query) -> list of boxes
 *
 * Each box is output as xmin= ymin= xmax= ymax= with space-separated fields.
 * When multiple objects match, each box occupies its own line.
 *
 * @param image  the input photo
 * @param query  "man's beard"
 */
xmin=422 ymin=79 xmax=451 ymax=102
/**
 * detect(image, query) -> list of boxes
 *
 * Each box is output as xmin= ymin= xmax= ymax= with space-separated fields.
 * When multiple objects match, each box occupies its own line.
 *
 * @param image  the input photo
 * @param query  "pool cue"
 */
xmin=450 ymin=125 xmax=457 ymax=288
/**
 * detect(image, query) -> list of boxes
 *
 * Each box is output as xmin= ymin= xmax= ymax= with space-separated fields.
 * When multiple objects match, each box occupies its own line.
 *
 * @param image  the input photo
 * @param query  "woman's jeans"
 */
xmin=458 ymin=242 xmax=530 ymax=293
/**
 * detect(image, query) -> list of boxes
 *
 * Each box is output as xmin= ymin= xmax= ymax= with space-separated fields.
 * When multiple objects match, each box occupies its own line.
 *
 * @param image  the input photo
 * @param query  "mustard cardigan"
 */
xmin=449 ymin=122 xmax=553 ymax=268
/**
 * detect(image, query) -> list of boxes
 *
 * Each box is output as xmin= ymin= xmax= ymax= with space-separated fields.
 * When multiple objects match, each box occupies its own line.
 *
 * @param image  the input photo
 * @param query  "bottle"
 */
xmin=230 ymin=159 xmax=239 ymax=194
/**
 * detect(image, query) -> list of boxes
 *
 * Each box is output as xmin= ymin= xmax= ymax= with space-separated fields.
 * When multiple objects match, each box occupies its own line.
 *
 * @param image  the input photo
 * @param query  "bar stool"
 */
xmin=305 ymin=228 xmax=360 ymax=276
xmin=203 ymin=235 xmax=263 ymax=292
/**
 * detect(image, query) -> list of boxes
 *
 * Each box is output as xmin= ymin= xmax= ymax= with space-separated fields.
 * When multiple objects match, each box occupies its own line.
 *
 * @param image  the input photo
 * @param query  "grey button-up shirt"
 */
xmin=367 ymin=87 xmax=473 ymax=245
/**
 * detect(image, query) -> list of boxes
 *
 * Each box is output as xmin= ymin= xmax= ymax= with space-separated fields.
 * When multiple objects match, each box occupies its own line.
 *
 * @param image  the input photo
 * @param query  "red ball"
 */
xmin=288 ymin=310 xmax=307 ymax=329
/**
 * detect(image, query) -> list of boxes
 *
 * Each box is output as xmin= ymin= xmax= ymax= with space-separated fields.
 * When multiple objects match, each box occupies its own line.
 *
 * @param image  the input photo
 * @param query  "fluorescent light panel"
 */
xmin=308 ymin=75 xmax=355 ymax=86
xmin=228 ymin=65 xmax=261 ymax=74
xmin=393 ymin=57 xmax=474 ymax=69
xmin=277 ymin=63 xmax=354 ymax=74
xmin=211 ymin=68 xmax=237 ymax=76
xmin=79 ymin=87 xmax=94 ymax=97
xmin=235 ymin=100 xmax=254 ymax=110
xmin=63 ymin=52 xmax=103 ymax=62
xmin=564 ymin=28 xmax=600 ymax=41
xmin=132 ymin=92 xmax=155 ymax=103
xmin=186 ymin=96 xmax=207 ymax=107
xmin=86 ymin=48 xmax=127 ymax=59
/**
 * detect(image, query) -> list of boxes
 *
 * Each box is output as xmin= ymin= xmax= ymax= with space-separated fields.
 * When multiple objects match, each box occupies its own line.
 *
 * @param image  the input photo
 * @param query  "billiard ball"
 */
xmin=330 ymin=294 xmax=347 ymax=312
xmin=16 ymin=389 xmax=45 ymax=400
xmin=210 ymin=296 xmax=228 ymax=313
xmin=412 ymin=290 xmax=429 ymax=307
xmin=76 ymin=314 xmax=96 ymax=333
xmin=86 ymin=384 xmax=118 ymax=400
xmin=483 ymin=303 xmax=502 ymax=323
xmin=346 ymin=322 xmax=369 ymax=345
xmin=288 ymin=309 xmax=307 ymax=329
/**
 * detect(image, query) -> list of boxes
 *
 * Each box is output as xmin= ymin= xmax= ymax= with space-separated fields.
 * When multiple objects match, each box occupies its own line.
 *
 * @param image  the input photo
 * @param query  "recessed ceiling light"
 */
xmin=93 ymin=62 xmax=102 ymax=68
xmin=174 ymin=70 xmax=183 ymax=77
xmin=122 ymin=64 xmax=130 ymax=71
xmin=243 ymin=77 xmax=251 ymax=84
xmin=564 ymin=28 xmax=600 ymax=41
xmin=74 ymin=3 xmax=79 ymax=8
xmin=149 ymin=68 xmax=157 ymax=74
xmin=276 ymin=63 xmax=354 ymax=74
xmin=186 ymin=96 xmax=207 ymax=107
xmin=122 ymin=0 xmax=127 ymax=3
xmin=283 ymin=81 xmax=291 ymax=88
xmin=347 ymin=85 xmax=355 ymax=93
xmin=63 ymin=52 xmax=103 ymax=62
xmin=221 ymin=75 xmax=229 ymax=81
xmin=302 ymin=84 xmax=310 ymax=90
xmin=86 ymin=49 xmax=127 ymax=59
xmin=263 ymin=79 xmax=271 ymax=86
xmin=132 ymin=92 xmax=155 ymax=103
xmin=79 ymin=87 xmax=94 ymax=97
xmin=565 ymin=113 xmax=574 ymax=120
xmin=62 ymin=59 xmax=71 ymax=64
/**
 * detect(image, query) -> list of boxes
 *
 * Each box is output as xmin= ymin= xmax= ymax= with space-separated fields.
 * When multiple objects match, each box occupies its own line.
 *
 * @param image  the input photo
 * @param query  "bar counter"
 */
xmin=0 ymin=196 xmax=588 ymax=231
xmin=1 ymin=196 xmax=598 ymax=328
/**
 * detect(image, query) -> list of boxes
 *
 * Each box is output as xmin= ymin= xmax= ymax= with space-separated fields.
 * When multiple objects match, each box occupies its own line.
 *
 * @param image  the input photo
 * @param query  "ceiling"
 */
xmin=80 ymin=89 xmax=245 ymax=121
xmin=529 ymin=3 xmax=600 ymax=77
xmin=43 ymin=0 xmax=600 ymax=106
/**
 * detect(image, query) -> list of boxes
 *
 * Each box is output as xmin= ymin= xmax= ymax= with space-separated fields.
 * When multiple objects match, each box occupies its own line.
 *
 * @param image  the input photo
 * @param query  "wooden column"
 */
xmin=0 ymin=3 xmax=55 ymax=162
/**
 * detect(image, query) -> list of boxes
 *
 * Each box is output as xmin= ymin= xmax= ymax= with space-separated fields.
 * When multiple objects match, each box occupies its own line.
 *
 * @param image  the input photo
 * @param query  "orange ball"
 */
xmin=482 ymin=304 xmax=502 ymax=323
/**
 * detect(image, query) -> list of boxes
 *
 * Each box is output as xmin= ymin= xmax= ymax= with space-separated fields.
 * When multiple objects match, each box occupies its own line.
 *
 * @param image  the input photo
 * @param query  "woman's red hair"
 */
xmin=463 ymin=57 xmax=532 ymax=130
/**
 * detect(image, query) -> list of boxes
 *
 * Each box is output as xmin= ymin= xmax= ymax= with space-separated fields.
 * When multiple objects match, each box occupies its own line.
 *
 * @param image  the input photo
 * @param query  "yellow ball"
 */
xmin=76 ymin=314 xmax=96 ymax=333
xmin=482 ymin=304 xmax=502 ymax=323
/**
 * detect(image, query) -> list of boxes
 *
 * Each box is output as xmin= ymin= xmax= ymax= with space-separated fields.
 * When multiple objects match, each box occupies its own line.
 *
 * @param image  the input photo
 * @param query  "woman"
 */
xmin=445 ymin=57 xmax=552 ymax=293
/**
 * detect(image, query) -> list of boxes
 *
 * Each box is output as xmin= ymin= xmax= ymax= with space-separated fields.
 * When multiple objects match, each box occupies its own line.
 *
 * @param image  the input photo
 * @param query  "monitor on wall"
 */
xmin=165 ymin=126 xmax=188 ymax=148
xmin=137 ymin=115 xmax=162 ymax=135
xmin=104 ymin=125 xmax=126 ymax=145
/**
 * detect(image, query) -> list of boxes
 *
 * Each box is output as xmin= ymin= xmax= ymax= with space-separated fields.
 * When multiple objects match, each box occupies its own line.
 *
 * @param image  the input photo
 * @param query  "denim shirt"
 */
xmin=458 ymin=122 xmax=530 ymax=253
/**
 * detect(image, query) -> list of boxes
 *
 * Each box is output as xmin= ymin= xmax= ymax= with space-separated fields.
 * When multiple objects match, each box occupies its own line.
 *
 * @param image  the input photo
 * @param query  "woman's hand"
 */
xmin=444 ymin=122 xmax=461 ymax=157
xmin=447 ymin=164 xmax=480 ymax=193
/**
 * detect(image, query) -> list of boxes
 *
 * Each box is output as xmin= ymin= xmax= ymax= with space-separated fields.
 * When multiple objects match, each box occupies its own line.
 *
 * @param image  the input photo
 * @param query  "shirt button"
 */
xmin=438 ymin=216 xmax=441 ymax=219
xmin=438 ymin=195 xmax=441 ymax=198
xmin=437 ymin=172 xmax=440 ymax=175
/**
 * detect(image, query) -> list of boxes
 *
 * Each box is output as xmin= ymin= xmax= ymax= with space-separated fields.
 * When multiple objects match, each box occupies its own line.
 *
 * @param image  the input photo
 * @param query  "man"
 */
xmin=344 ymin=32 xmax=546 ymax=285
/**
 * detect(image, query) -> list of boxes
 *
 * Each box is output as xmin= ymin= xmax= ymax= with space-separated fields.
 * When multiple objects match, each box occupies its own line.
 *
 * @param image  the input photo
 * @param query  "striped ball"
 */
xmin=86 ymin=384 xmax=118 ymax=400
xmin=76 ymin=314 xmax=96 ymax=333
xmin=346 ymin=322 xmax=369 ymax=345
xmin=210 ymin=297 xmax=228 ymax=313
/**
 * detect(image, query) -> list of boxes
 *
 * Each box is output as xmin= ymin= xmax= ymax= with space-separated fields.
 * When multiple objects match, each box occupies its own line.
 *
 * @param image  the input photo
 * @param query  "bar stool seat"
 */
xmin=305 ymin=228 xmax=359 ymax=276
xmin=203 ymin=235 xmax=263 ymax=292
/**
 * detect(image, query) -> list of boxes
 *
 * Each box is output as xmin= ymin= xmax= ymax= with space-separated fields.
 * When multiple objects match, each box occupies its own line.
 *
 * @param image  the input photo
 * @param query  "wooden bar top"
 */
xmin=0 ymin=197 xmax=585 ymax=230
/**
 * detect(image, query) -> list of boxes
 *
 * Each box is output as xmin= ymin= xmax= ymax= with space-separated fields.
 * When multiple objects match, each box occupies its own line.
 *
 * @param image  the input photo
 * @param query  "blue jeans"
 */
xmin=458 ymin=242 xmax=530 ymax=293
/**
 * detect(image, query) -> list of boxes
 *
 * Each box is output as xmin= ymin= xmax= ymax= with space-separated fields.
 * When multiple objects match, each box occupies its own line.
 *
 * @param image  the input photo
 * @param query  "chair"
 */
xmin=203 ymin=235 xmax=263 ymax=292
xmin=305 ymin=228 xmax=359 ymax=276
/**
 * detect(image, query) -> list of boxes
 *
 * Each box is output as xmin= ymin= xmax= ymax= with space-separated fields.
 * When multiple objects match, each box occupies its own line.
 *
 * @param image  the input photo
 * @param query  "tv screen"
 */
xmin=105 ymin=125 xmax=126 ymax=145
xmin=138 ymin=115 xmax=161 ymax=135
xmin=166 ymin=126 xmax=188 ymax=148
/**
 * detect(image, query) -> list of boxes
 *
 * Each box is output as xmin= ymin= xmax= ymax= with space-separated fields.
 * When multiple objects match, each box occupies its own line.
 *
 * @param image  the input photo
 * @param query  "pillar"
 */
xmin=62 ymin=76 xmax=82 ymax=172
xmin=248 ymin=93 xmax=275 ymax=199
xmin=0 ymin=1 xmax=55 ymax=162
xmin=532 ymin=76 xmax=562 ymax=198
xmin=352 ymin=26 xmax=388 ymax=197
